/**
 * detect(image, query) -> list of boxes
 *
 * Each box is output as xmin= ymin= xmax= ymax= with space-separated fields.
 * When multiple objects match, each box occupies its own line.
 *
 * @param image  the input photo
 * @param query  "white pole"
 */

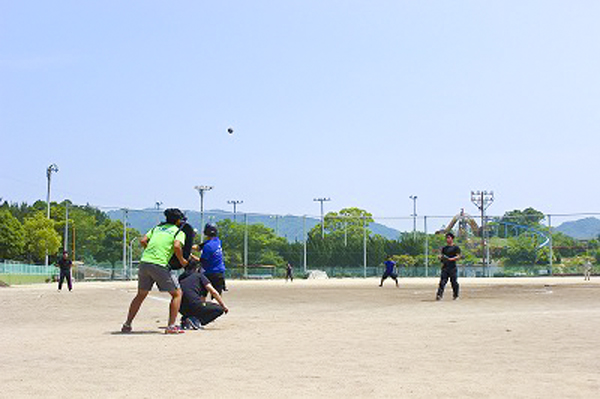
xmin=363 ymin=216 xmax=367 ymax=278
xmin=303 ymin=215 xmax=307 ymax=274
xmin=63 ymin=203 xmax=69 ymax=252
xmin=424 ymin=216 xmax=429 ymax=277
xmin=122 ymin=209 xmax=128 ymax=280
xmin=244 ymin=213 xmax=248 ymax=278
xmin=548 ymin=214 xmax=553 ymax=275
xmin=45 ymin=164 xmax=58 ymax=266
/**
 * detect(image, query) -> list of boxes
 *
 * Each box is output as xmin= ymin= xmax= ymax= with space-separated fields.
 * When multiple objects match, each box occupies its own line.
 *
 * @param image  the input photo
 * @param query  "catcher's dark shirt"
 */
xmin=441 ymin=245 xmax=461 ymax=269
xmin=179 ymin=269 xmax=211 ymax=312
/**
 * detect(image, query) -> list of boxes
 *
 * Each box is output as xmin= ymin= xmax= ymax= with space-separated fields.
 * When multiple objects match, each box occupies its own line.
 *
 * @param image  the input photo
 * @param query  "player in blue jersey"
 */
xmin=195 ymin=223 xmax=227 ymax=297
xmin=379 ymin=255 xmax=399 ymax=287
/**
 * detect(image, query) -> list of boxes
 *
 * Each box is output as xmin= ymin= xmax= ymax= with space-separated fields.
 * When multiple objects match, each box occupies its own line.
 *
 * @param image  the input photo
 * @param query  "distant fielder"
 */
xmin=584 ymin=261 xmax=592 ymax=281
xmin=285 ymin=262 xmax=294 ymax=282
xmin=436 ymin=232 xmax=461 ymax=301
xmin=55 ymin=250 xmax=73 ymax=292
xmin=379 ymin=255 xmax=399 ymax=287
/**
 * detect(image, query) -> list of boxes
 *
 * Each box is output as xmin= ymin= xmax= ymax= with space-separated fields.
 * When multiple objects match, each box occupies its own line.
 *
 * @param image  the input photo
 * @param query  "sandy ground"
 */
xmin=0 ymin=277 xmax=599 ymax=398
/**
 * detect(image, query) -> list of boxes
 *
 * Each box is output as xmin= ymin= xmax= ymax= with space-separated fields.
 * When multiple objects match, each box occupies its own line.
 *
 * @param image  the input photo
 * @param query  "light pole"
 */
xmin=228 ymin=200 xmax=243 ymax=222
xmin=409 ymin=195 xmax=418 ymax=238
xmin=63 ymin=201 xmax=69 ymax=252
xmin=471 ymin=190 xmax=494 ymax=275
xmin=313 ymin=197 xmax=331 ymax=239
xmin=155 ymin=201 xmax=162 ymax=224
xmin=45 ymin=164 xmax=58 ymax=266
xmin=194 ymin=185 xmax=213 ymax=236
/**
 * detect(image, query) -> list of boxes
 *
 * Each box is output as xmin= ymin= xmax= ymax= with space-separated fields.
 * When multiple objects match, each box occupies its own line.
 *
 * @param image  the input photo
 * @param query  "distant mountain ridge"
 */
xmin=555 ymin=217 xmax=600 ymax=240
xmin=106 ymin=209 xmax=402 ymax=241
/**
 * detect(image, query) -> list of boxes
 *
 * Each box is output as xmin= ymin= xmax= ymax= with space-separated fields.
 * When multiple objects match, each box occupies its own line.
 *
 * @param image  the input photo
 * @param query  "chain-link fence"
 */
xmin=3 ymin=209 xmax=599 ymax=284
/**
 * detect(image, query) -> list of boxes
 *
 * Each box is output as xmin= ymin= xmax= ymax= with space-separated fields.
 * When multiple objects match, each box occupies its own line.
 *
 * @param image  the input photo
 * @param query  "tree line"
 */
xmin=0 ymin=200 xmax=139 ymax=265
xmin=1 ymin=201 xmax=597 ymax=272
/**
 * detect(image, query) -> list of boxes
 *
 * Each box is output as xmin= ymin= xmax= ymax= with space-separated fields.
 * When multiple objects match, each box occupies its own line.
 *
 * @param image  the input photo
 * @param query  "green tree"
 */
xmin=23 ymin=212 xmax=61 ymax=262
xmin=499 ymin=208 xmax=545 ymax=228
xmin=0 ymin=209 xmax=26 ymax=259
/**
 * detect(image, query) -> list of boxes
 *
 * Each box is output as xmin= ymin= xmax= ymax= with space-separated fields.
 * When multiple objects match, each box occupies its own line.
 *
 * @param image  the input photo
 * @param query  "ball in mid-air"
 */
xmin=227 ymin=127 xmax=234 ymax=135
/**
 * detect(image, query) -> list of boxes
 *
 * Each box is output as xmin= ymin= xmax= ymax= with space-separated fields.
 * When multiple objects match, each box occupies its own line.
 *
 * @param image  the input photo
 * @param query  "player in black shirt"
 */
xmin=55 ymin=250 xmax=73 ymax=291
xmin=436 ymin=232 xmax=461 ymax=301
xmin=285 ymin=262 xmax=294 ymax=282
xmin=178 ymin=260 xmax=229 ymax=329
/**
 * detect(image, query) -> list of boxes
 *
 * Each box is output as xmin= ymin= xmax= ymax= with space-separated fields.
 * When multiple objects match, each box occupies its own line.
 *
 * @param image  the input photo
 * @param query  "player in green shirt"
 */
xmin=122 ymin=208 xmax=189 ymax=334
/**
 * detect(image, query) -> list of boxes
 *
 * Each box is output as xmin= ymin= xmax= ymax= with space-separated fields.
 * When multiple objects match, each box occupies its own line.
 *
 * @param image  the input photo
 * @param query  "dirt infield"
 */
xmin=1 ymin=277 xmax=599 ymax=398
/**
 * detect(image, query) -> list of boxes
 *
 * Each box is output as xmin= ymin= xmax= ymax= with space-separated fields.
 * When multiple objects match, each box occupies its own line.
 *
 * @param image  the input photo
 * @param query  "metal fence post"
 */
xmin=424 ymin=216 xmax=429 ymax=277
xmin=122 ymin=209 xmax=128 ymax=280
xmin=303 ymin=215 xmax=307 ymax=274
xmin=363 ymin=216 xmax=367 ymax=278
xmin=244 ymin=213 xmax=248 ymax=278
xmin=548 ymin=214 xmax=553 ymax=275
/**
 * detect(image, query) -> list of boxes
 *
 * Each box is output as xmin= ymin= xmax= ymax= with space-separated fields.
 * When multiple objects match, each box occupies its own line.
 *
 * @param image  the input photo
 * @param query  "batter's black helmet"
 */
xmin=164 ymin=208 xmax=186 ymax=224
xmin=203 ymin=223 xmax=218 ymax=237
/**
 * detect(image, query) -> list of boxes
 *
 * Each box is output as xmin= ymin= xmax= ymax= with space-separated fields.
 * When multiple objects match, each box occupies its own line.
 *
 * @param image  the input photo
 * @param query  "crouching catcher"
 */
xmin=179 ymin=259 xmax=229 ymax=329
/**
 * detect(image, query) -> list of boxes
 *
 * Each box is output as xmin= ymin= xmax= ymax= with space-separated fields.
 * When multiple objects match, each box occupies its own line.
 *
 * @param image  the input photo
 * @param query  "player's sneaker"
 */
xmin=180 ymin=317 xmax=191 ymax=330
xmin=165 ymin=325 xmax=184 ymax=334
xmin=188 ymin=316 xmax=202 ymax=330
xmin=453 ymin=296 xmax=459 ymax=301
xmin=121 ymin=323 xmax=132 ymax=333
xmin=435 ymin=295 xmax=442 ymax=301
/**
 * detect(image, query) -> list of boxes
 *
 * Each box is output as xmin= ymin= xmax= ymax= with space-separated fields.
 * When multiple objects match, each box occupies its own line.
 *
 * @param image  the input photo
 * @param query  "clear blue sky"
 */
xmin=1 ymin=1 xmax=599 ymax=230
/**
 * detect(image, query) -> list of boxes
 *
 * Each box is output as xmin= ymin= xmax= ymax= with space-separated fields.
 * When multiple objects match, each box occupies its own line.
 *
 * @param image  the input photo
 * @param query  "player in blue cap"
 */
xmin=194 ymin=223 xmax=227 ymax=297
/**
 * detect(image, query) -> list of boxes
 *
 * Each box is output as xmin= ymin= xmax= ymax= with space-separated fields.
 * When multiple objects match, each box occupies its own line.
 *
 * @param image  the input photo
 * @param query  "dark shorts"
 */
xmin=138 ymin=262 xmax=180 ymax=292
xmin=201 ymin=272 xmax=225 ymax=296
xmin=382 ymin=271 xmax=398 ymax=279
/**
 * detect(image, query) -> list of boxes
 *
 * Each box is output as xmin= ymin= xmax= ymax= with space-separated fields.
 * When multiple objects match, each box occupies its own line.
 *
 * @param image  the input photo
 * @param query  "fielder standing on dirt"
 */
xmin=55 ymin=250 xmax=73 ymax=292
xmin=436 ymin=232 xmax=461 ymax=301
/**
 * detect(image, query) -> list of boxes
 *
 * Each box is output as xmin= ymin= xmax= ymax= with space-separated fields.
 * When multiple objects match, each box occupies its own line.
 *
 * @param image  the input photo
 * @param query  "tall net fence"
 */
xmin=3 ymin=208 xmax=600 ymax=283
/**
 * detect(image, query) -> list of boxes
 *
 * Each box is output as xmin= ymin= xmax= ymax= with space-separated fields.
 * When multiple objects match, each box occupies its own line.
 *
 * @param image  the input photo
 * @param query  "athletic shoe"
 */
xmin=165 ymin=325 xmax=184 ymax=334
xmin=121 ymin=323 xmax=132 ymax=333
xmin=180 ymin=317 xmax=191 ymax=330
xmin=436 ymin=295 xmax=442 ymax=301
xmin=453 ymin=296 xmax=459 ymax=301
xmin=188 ymin=316 xmax=202 ymax=330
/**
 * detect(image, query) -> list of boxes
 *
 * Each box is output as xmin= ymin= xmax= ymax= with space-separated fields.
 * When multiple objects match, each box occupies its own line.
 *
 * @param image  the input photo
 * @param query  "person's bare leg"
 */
xmin=168 ymin=289 xmax=183 ymax=326
xmin=125 ymin=290 xmax=149 ymax=326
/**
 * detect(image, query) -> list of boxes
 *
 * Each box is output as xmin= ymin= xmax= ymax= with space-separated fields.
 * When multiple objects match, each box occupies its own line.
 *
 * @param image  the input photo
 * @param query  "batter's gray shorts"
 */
xmin=138 ymin=262 xmax=180 ymax=292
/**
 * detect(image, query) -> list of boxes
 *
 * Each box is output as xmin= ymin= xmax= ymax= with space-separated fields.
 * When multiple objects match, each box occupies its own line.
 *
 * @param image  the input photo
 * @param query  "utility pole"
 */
xmin=228 ymin=200 xmax=243 ymax=222
xmin=313 ymin=197 xmax=331 ymax=239
xmin=471 ymin=190 xmax=494 ymax=276
xmin=122 ymin=209 xmax=128 ymax=279
xmin=45 ymin=164 xmax=58 ymax=266
xmin=409 ymin=195 xmax=418 ymax=238
xmin=194 ymin=185 xmax=213 ymax=235
xmin=155 ymin=201 xmax=162 ymax=224
xmin=63 ymin=202 xmax=69 ymax=252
